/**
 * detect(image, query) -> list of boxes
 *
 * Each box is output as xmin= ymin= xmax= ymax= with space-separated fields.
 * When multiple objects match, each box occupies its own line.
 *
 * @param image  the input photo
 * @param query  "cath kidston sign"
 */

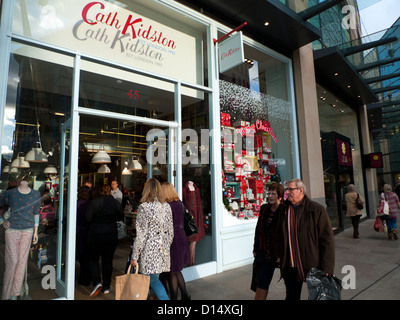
xmin=218 ymin=31 xmax=244 ymax=73
xmin=13 ymin=0 xmax=198 ymax=85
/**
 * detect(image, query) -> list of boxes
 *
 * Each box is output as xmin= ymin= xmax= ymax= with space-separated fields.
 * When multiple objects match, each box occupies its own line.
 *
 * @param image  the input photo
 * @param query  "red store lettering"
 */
xmin=221 ymin=47 xmax=240 ymax=60
xmin=81 ymin=2 xmax=176 ymax=49
xmin=235 ymin=120 xmax=278 ymax=142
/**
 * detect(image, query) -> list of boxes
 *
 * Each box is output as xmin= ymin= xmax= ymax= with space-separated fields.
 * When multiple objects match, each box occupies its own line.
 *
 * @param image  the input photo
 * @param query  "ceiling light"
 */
xmin=44 ymin=165 xmax=58 ymax=174
xmin=264 ymin=21 xmax=269 ymax=26
xmin=122 ymin=167 xmax=133 ymax=175
xmin=128 ymin=156 xmax=142 ymax=171
xmin=153 ymin=165 xmax=162 ymax=176
xmin=92 ymin=145 xmax=111 ymax=164
xmin=25 ymin=142 xmax=48 ymax=163
xmin=98 ymin=164 xmax=111 ymax=173
xmin=11 ymin=154 xmax=30 ymax=169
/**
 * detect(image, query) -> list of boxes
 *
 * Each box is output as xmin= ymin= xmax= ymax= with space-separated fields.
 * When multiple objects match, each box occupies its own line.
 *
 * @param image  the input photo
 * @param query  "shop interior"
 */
xmin=0 ymin=51 xmax=212 ymax=299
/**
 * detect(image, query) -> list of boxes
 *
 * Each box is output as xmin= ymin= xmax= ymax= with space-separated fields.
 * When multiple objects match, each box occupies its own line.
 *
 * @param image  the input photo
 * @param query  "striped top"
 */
xmin=381 ymin=192 xmax=399 ymax=218
xmin=287 ymin=204 xmax=305 ymax=282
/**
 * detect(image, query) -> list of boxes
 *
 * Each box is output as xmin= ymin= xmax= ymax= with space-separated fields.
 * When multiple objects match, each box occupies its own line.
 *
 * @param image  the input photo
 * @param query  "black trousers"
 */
xmin=87 ymin=233 xmax=118 ymax=289
xmin=351 ymin=215 xmax=361 ymax=238
xmin=283 ymin=268 xmax=304 ymax=300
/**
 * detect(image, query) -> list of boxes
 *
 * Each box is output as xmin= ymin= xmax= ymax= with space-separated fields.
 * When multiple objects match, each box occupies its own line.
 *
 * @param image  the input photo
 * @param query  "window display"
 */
xmin=221 ymin=117 xmax=280 ymax=219
xmin=219 ymin=40 xmax=296 ymax=224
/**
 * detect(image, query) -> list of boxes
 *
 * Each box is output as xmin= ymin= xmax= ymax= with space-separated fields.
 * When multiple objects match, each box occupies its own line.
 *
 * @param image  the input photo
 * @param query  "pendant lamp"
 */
xmin=26 ymin=142 xmax=48 ymax=163
xmin=11 ymin=154 xmax=30 ymax=169
xmin=2 ymin=165 xmax=10 ymax=173
xmin=98 ymin=164 xmax=111 ymax=173
xmin=92 ymin=145 xmax=111 ymax=164
xmin=44 ymin=165 xmax=58 ymax=174
xmin=128 ymin=156 xmax=142 ymax=171
xmin=153 ymin=165 xmax=161 ymax=176
xmin=122 ymin=167 xmax=133 ymax=175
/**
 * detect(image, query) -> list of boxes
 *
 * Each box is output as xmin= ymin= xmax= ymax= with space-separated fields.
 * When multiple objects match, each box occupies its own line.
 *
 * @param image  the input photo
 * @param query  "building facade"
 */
xmin=0 ymin=0 xmax=377 ymax=300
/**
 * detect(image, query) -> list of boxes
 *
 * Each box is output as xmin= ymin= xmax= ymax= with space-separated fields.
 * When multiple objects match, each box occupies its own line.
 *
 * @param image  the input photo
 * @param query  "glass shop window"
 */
xmin=218 ymin=39 xmax=296 ymax=226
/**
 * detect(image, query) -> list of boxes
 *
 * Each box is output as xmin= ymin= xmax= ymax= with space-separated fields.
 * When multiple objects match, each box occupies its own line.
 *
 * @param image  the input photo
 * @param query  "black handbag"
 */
xmin=306 ymin=268 xmax=342 ymax=300
xmin=183 ymin=199 xmax=198 ymax=237
xmin=356 ymin=193 xmax=364 ymax=210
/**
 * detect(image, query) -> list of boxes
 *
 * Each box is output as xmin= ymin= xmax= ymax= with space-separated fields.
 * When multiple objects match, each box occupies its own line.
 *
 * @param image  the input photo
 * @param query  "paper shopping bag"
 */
xmin=115 ymin=264 xmax=150 ymax=300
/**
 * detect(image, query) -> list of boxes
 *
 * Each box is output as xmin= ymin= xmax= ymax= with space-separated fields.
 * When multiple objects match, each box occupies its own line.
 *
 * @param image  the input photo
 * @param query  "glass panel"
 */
xmin=79 ymin=59 xmax=175 ymax=120
xmin=56 ymin=120 xmax=71 ymax=295
xmin=0 ymin=42 xmax=73 ymax=299
xmin=74 ymin=116 xmax=174 ymax=299
xmin=318 ymin=85 xmax=366 ymax=231
xmin=78 ymin=115 xmax=170 ymax=188
xmin=218 ymin=37 xmax=294 ymax=224
xmin=12 ymin=0 xmax=208 ymax=86
xmin=181 ymin=88 xmax=212 ymax=265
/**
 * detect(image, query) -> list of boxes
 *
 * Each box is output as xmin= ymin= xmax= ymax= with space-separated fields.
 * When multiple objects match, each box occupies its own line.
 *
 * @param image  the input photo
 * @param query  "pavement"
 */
xmin=185 ymin=218 xmax=400 ymax=300
xmin=73 ymin=217 xmax=400 ymax=302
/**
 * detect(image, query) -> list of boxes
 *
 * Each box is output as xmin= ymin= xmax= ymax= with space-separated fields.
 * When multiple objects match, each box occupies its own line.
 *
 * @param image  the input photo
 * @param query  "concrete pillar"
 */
xmin=292 ymin=44 xmax=326 ymax=205
xmin=359 ymin=104 xmax=379 ymax=218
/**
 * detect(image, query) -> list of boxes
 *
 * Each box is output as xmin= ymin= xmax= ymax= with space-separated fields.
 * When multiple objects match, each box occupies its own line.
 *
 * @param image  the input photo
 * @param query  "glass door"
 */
xmin=55 ymin=118 xmax=70 ymax=296
xmin=56 ymin=112 xmax=80 ymax=299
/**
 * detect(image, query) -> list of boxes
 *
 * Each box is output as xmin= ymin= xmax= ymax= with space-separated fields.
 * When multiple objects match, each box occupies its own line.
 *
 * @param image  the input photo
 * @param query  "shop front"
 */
xmin=216 ymin=30 xmax=299 ymax=269
xmin=318 ymin=85 xmax=367 ymax=232
xmin=0 ymin=0 xmax=298 ymax=299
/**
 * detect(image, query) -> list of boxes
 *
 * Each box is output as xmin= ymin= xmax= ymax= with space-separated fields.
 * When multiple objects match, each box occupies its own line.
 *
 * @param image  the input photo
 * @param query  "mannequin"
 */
xmin=182 ymin=181 xmax=205 ymax=266
xmin=0 ymin=179 xmax=40 ymax=300
xmin=188 ymin=181 xmax=195 ymax=192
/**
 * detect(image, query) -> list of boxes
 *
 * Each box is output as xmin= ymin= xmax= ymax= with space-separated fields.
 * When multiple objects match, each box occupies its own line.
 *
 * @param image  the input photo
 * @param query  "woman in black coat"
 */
xmin=251 ymin=182 xmax=284 ymax=300
xmin=85 ymin=184 xmax=123 ymax=297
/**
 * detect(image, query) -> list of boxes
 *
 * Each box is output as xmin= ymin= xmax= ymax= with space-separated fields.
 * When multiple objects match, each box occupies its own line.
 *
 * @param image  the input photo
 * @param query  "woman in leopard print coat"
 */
xmin=131 ymin=178 xmax=174 ymax=300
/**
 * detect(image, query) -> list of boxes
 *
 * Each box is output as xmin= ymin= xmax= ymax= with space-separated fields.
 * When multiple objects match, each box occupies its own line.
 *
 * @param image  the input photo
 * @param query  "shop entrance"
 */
xmin=72 ymin=112 xmax=177 ymax=299
xmin=321 ymin=131 xmax=354 ymax=232
xmin=2 ymin=35 xmax=212 ymax=299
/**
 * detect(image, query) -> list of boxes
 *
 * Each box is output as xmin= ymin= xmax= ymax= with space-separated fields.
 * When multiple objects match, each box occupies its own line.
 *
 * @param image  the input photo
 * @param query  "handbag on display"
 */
xmin=115 ymin=264 xmax=150 ymax=300
xmin=355 ymin=193 xmax=364 ymax=210
xmin=183 ymin=204 xmax=199 ymax=237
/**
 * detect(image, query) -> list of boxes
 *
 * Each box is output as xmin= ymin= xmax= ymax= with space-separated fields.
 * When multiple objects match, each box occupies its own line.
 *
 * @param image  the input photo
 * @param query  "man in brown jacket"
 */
xmin=277 ymin=179 xmax=335 ymax=300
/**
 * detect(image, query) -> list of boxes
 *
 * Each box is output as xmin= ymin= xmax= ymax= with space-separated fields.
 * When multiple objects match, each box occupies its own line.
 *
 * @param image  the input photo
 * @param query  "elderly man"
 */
xmin=277 ymin=179 xmax=335 ymax=300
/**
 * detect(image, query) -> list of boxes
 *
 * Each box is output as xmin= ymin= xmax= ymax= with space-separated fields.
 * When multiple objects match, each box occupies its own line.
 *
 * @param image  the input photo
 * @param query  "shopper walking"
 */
xmin=161 ymin=182 xmax=191 ymax=300
xmin=345 ymin=184 xmax=364 ymax=239
xmin=276 ymin=179 xmax=335 ymax=300
xmin=76 ymin=185 xmax=92 ymax=286
xmin=130 ymin=178 xmax=174 ymax=300
xmin=251 ymin=182 xmax=284 ymax=300
xmin=381 ymin=184 xmax=400 ymax=240
xmin=86 ymin=184 xmax=123 ymax=297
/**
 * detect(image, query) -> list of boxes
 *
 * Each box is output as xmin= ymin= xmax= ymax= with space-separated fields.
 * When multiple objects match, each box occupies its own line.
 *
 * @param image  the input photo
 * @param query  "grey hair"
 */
xmin=383 ymin=184 xmax=392 ymax=193
xmin=347 ymin=184 xmax=356 ymax=192
xmin=288 ymin=179 xmax=307 ymax=194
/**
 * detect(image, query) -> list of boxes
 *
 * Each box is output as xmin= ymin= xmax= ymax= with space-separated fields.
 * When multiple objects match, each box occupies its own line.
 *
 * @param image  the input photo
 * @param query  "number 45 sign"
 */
xmin=128 ymin=89 xmax=139 ymax=100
